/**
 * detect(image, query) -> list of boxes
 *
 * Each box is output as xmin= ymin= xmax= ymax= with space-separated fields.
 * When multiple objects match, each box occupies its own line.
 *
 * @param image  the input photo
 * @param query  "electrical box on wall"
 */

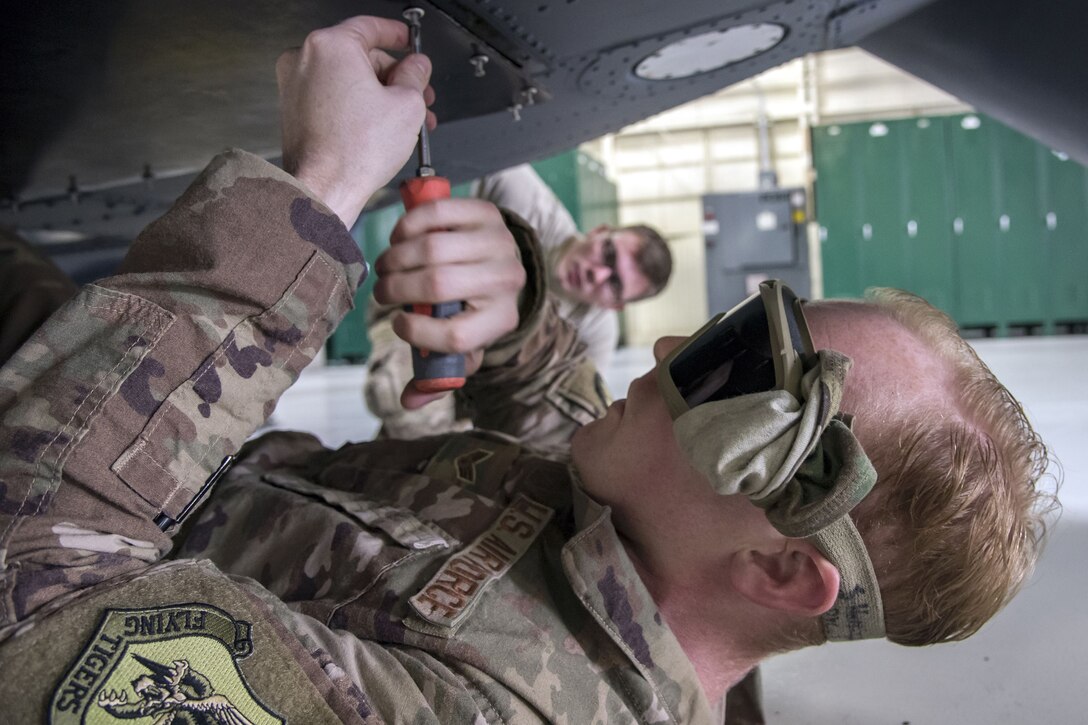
xmin=702 ymin=188 xmax=810 ymax=314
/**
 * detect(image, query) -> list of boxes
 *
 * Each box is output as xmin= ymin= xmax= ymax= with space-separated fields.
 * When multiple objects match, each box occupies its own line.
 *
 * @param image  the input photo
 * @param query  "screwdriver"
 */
xmin=399 ymin=7 xmax=466 ymax=393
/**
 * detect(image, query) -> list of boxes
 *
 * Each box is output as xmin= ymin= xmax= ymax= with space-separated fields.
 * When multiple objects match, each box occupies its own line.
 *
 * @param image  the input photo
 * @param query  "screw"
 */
xmin=402 ymin=7 xmax=424 ymax=23
xmin=522 ymin=86 xmax=539 ymax=105
xmin=470 ymin=53 xmax=489 ymax=77
xmin=508 ymin=103 xmax=523 ymax=122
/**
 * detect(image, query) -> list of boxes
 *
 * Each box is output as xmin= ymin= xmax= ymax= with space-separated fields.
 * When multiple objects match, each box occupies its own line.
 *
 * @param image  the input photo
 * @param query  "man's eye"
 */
xmin=603 ymin=239 xmax=616 ymax=263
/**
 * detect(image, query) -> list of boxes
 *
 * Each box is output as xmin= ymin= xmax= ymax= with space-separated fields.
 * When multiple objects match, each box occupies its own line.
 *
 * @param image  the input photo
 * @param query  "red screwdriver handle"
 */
xmin=399 ymin=175 xmax=466 ymax=393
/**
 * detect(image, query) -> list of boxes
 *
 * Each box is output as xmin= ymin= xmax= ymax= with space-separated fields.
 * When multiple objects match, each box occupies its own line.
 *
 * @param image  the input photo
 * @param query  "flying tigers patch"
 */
xmin=50 ymin=603 xmax=282 ymax=724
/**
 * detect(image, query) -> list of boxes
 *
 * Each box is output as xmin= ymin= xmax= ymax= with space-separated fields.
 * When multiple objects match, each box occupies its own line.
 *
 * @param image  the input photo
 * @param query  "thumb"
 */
xmin=386 ymin=53 xmax=432 ymax=93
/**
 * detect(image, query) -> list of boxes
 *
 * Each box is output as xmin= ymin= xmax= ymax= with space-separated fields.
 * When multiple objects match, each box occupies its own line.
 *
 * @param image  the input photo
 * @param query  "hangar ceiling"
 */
xmin=2 ymin=0 xmax=1086 ymax=245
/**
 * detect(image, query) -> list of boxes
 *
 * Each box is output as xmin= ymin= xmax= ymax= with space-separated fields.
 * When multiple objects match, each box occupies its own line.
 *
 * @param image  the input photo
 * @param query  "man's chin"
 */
xmin=570 ymin=423 xmax=589 ymax=458
xmin=570 ymin=422 xmax=599 ymax=473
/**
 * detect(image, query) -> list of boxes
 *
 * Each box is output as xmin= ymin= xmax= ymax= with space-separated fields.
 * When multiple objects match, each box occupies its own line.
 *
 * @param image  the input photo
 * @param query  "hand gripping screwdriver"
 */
xmin=399 ymin=7 xmax=465 ymax=393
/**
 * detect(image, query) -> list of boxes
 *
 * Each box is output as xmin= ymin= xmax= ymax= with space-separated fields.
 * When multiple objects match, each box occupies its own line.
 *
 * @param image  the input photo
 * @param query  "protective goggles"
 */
xmin=656 ymin=280 xmax=815 ymax=420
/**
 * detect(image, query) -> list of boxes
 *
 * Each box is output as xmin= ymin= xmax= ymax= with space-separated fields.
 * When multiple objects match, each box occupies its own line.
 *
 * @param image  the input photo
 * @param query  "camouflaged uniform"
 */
xmin=0 ymin=150 xmax=717 ymax=723
xmin=364 ymin=163 xmax=619 ymax=439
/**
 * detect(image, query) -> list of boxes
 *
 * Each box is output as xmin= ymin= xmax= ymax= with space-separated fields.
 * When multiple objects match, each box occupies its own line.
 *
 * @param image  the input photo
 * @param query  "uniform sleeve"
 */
xmin=458 ymin=211 xmax=610 ymax=454
xmin=474 ymin=164 xmax=579 ymax=254
xmin=0 ymin=149 xmax=366 ymax=624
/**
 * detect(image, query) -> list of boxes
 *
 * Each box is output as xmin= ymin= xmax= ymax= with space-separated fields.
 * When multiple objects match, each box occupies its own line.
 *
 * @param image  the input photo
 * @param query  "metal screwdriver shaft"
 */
xmin=399 ymin=7 xmax=465 ymax=393
xmin=403 ymin=8 xmax=434 ymax=177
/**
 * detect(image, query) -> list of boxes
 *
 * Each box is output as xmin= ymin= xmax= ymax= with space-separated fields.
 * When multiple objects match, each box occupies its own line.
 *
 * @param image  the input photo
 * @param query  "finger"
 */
xmin=336 ymin=15 xmax=410 ymax=53
xmin=423 ymin=85 xmax=436 ymax=106
xmin=463 ymin=348 xmax=484 ymax=376
xmin=368 ymin=48 xmax=400 ymax=79
xmin=376 ymin=229 xmax=510 ymax=275
xmin=400 ymin=384 xmax=449 ymax=410
xmin=390 ymin=198 xmax=504 ymax=242
xmin=391 ymin=304 xmax=519 ymax=354
xmin=374 ymin=259 xmax=525 ymax=307
xmin=426 ymin=109 xmax=438 ymax=132
xmin=385 ymin=52 xmax=432 ymax=94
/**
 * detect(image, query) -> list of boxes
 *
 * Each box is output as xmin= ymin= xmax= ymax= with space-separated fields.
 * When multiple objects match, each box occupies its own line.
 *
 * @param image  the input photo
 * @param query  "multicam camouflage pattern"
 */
xmin=364 ymin=163 xmax=619 ymax=439
xmin=0 ymin=151 xmax=368 ymax=721
xmin=175 ymin=431 xmax=712 ymax=722
xmin=0 ymin=150 xmax=365 ymax=622
xmin=0 ymin=150 xmax=712 ymax=722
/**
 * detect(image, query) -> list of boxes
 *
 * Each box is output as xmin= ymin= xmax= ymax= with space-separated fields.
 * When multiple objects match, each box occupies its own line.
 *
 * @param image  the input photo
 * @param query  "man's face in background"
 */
xmin=554 ymin=226 xmax=652 ymax=309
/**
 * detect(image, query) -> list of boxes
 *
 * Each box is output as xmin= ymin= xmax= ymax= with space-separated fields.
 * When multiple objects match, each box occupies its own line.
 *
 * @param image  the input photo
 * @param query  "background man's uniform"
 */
xmin=0 ymin=151 xmax=719 ymax=723
xmin=364 ymin=164 xmax=620 ymax=438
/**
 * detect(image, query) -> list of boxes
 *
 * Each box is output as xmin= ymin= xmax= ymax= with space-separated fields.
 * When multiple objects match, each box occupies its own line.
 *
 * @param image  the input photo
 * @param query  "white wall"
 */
xmin=585 ymin=48 xmax=971 ymax=346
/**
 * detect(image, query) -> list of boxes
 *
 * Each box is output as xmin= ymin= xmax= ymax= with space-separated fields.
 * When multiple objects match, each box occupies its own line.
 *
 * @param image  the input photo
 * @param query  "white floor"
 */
xmin=270 ymin=337 xmax=1087 ymax=724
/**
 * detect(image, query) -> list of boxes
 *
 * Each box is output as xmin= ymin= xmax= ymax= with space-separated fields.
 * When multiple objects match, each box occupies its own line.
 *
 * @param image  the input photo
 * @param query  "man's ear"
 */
xmin=729 ymin=541 xmax=841 ymax=616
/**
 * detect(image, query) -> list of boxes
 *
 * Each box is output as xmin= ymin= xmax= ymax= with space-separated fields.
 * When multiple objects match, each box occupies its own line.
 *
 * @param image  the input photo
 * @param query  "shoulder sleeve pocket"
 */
xmin=112 ymin=252 xmax=343 ymax=522
xmin=0 ymin=284 xmax=174 ymax=517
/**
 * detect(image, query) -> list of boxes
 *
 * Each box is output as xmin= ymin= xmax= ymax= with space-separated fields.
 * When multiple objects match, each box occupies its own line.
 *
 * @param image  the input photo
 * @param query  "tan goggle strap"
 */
xmin=674 ymin=349 xmax=886 ymax=641
xmin=809 ymin=515 xmax=886 ymax=641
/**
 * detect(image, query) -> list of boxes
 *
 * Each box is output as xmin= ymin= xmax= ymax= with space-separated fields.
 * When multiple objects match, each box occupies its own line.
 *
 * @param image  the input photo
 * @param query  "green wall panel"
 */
xmin=858 ymin=121 xmax=910 ymax=292
xmin=994 ymin=123 xmax=1047 ymax=326
xmin=813 ymin=125 xmax=864 ymax=299
xmin=945 ymin=116 xmax=1004 ymax=327
xmin=530 ymin=150 xmax=619 ymax=231
xmin=814 ymin=113 xmax=1088 ymax=334
xmin=901 ymin=119 xmax=955 ymax=316
xmin=1040 ymin=149 xmax=1088 ymax=325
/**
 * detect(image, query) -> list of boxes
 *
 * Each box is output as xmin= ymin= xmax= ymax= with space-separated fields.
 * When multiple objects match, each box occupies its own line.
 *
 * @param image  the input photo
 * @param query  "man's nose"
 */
xmin=588 ymin=264 xmax=611 ymax=286
xmin=653 ymin=336 xmax=686 ymax=363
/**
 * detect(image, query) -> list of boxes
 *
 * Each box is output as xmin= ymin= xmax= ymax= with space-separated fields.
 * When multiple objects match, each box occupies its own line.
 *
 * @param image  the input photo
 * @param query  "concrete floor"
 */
xmin=270 ymin=336 xmax=1086 ymax=724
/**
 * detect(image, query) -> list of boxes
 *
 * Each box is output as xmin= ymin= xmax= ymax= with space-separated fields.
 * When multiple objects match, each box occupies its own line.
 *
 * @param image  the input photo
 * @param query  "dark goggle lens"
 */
xmin=667 ymin=291 xmax=802 ymax=409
